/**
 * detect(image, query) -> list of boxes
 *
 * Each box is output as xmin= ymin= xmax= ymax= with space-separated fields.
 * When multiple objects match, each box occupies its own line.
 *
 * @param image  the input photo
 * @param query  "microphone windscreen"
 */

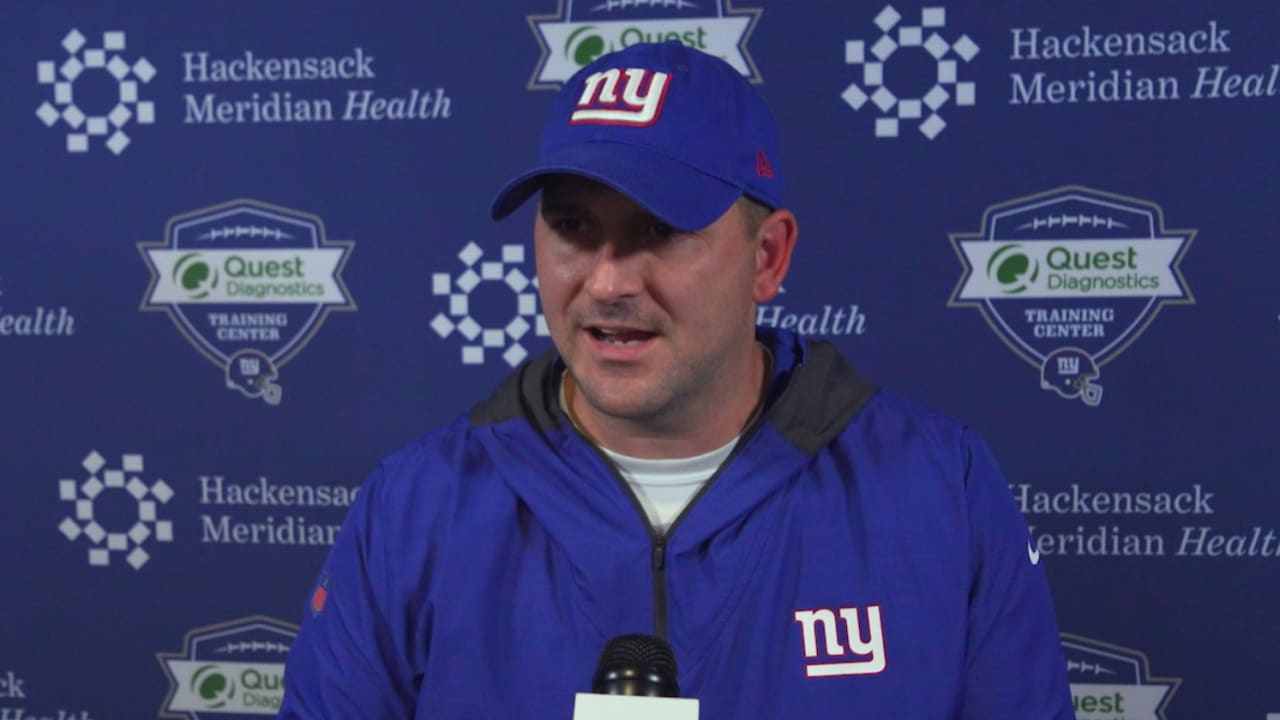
xmin=592 ymin=634 xmax=680 ymax=697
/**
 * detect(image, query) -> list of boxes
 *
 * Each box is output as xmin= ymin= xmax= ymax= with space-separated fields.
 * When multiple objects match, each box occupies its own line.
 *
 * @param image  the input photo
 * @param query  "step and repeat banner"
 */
xmin=3 ymin=2 xmax=1277 ymax=719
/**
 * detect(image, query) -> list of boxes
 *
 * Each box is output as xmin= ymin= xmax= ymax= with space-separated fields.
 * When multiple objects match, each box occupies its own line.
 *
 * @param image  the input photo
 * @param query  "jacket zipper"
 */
xmin=551 ymin=344 xmax=796 ymax=645
xmin=580 ymin=439 xmax=674 ymax=640
xmin=578 ymin=416 xmax=771 ymax=643
xmin=568 ymin=378 xmax=776 ymax=641
xmin=652 ymin=538 xmax=668 ymax=640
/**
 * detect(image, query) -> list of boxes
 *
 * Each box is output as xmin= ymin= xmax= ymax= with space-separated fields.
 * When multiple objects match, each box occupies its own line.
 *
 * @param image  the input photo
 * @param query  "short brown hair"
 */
xmin=737 ymin=195 xmax=773 ymax=237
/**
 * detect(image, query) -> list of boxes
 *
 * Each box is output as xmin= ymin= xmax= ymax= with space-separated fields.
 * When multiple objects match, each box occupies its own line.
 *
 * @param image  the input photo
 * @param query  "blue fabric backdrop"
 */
xmin=3 ymin=2 xmax=1277 ymax=719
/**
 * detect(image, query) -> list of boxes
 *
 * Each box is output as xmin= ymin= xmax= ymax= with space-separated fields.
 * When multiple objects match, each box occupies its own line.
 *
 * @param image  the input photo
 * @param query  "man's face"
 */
xmin=534 ymin=175 xmax=762 ymax=429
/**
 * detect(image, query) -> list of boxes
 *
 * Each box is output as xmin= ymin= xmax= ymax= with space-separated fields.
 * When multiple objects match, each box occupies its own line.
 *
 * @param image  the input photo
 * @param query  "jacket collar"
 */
xmin=470 ymin=328 xmax=878 ymax=457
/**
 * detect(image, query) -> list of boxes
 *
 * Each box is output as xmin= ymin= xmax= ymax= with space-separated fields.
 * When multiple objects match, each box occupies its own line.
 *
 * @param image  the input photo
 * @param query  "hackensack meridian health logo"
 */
xmin=139 ymin=200 xmax=355 ymax=405
xmin=0 ymin=272 xmax=77 ymax=337
xmin=527 ymin=0 xmax=762 ymax=88
xmin=430 ymin=242 xmax=550 ymax=367
xmin=57 ymin=450 xmax=174 ymax=570
xmin=36 ymin=29 xmax=156 ymax=154
xmin=949 ymin=186 xmax=1194 ymax=407
xmin=841 ymin=5 xmax=978 ymax=139
xmin=158 ymin=616 xmax=297 ymax=719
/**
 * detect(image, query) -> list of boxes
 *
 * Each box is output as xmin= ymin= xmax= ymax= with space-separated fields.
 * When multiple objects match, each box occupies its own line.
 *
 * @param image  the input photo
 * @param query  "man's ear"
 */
xmin=753 ymin=209 xmax=798 ymax=303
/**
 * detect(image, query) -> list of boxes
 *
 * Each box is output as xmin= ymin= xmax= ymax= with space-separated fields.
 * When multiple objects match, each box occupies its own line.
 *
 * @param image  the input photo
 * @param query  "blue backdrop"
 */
xmin=3 ymin=2 xmax=1278 ymax=719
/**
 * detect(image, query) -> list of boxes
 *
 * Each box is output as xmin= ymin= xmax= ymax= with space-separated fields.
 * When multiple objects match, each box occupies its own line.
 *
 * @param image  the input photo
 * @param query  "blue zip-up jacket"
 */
xmin=280 ymin=329 xmax=1074 ymax=719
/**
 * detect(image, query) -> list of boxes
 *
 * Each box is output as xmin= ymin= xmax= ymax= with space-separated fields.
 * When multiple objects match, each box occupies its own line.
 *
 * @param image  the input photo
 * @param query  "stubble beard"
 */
xmin=567 ymin=333 xmax=740 ymax=434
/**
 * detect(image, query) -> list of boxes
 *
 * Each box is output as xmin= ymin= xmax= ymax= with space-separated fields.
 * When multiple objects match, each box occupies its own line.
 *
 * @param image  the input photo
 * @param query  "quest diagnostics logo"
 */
xmin=139 ymin=200 xmax=355 ymax=405
xmin=430 ymin=242 xmax=550 ymax=367
xmin=158 ymin=616 xmax=296 ymax=719
xmin=36 ymin=28 xmax=156 ymax=154
xmin=984 ymin=244 xmax=1040 ymax=295
xmin=841 ymin=5 xmax=978 ymax=139
xmin=527 ymin=0 xmax=762 ymax=88
xmin=172 ymin=253 xmax=221 ymax=300
xmin=949 ymin=186 xmax=1194 ymax=406
xmin=1061 ymin=633 xmax=1179 ymax=720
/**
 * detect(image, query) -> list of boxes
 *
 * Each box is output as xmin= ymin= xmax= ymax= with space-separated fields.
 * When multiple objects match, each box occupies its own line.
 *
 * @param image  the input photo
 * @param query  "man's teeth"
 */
xmin=593 ymin=328 xmax=646 ymax=345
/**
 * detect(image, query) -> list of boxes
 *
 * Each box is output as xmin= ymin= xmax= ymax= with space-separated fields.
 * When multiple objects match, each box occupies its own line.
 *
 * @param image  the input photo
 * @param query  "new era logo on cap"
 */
xmin=756 ymin=149 xmax=774 ymax=178
xmin=571 ymin=68 xmax=671 ymax=126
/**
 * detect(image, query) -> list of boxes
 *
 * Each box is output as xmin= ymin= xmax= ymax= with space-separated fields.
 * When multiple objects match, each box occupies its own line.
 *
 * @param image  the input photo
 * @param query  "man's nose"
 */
xmin=584 ymin=241 xmax=645 ymax=301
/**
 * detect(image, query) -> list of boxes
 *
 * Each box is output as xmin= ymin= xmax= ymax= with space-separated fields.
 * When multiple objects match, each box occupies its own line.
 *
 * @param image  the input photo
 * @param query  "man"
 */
xmin=279 ymin=42 xmax=1074 ymax=719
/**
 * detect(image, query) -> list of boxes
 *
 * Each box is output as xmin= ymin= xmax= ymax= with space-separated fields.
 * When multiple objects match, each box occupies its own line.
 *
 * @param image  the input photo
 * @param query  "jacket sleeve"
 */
xmin=278 ymin=466 xmax=418 ymax=719
xmin=958 ymin=431 xmax=1074 ymax=720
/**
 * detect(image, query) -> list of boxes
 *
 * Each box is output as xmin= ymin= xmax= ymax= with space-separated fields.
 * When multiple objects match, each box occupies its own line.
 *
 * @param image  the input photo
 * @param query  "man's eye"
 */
xmin=648 ymin=222 xmax=677 ymax=241
xmin=551 ymin=217 xmax=585 ymax=234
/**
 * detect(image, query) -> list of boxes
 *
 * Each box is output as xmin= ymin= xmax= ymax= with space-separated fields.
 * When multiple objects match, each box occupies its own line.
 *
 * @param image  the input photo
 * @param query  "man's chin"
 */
xmin=573 ymin=377 xmax=668 ymax=423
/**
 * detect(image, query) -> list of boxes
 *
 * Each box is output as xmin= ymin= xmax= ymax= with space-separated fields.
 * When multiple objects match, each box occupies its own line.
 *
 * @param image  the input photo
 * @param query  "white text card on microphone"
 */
xmin=573 ymin=693 xmax=700 ymax=720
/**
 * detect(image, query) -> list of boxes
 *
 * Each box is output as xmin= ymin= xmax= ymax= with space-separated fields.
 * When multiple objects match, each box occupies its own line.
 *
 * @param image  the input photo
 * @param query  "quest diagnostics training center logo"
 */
xmin=139 ymin=200 xmax=355 ymax=405
xmin=158 ymin=616 xmax=296 ymax=719
xmin=1062 ymin=633 xmax=1179 ymax=720
xmin=527 ymin=0 xmax=762 ymax=88
xmin=949 ymin=186 xmax=1193 ymax=407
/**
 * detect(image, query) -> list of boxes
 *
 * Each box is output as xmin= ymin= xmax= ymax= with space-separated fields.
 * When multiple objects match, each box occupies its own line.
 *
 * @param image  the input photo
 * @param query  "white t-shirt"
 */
xmin=560 ymin=343 xmax=768 ymax=532
xmin=600 ymin=437 xmax=738 ymax=533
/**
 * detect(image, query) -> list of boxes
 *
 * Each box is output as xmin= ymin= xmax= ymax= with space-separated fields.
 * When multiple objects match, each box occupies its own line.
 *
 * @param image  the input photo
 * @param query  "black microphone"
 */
xmin=573 ymin=634 xmax=699 ymax=719
xmin=591 ymin=634 xmax=680 ymax=697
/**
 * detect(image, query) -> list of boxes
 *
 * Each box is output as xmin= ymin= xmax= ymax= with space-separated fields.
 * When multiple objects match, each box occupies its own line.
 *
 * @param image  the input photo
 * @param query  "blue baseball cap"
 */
xmin=490 ymin=41 xmax=784 ymax=231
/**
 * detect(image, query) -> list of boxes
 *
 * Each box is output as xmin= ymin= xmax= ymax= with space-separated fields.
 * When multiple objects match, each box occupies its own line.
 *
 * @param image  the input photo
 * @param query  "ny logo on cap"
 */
xmin=570 ymin=68 xmax=670 ymax=127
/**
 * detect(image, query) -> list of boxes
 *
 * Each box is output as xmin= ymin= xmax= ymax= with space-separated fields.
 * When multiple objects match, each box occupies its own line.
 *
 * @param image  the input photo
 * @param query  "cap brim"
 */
xmin=489 ymin=141 xmax=743 ymax=232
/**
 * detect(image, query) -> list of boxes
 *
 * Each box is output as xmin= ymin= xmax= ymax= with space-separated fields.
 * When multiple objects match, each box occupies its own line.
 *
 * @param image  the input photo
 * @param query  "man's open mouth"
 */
xmin=589 ymin=327 xmax=655 ymax=346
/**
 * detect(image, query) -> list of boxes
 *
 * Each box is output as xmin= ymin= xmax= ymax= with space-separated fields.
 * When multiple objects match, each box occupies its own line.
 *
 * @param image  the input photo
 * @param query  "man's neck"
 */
xmin=562 ymin=343 xmax=772 ymax=459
